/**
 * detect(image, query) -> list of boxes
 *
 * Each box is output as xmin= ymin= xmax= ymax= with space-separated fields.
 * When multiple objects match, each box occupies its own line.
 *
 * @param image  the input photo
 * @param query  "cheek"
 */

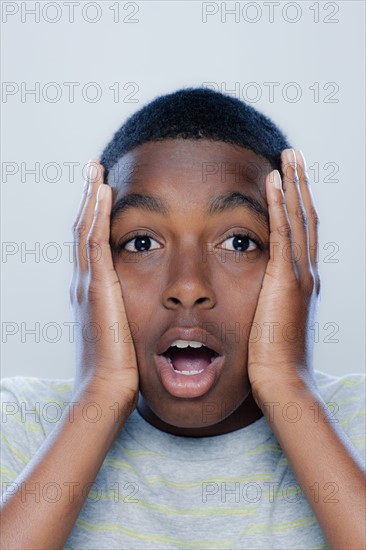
xmin=213 ymin=275 xmax=264 ymax=368
xmin=114 ymin=268 xmax=158 ymax=356
xmin=228 ymin=280 xmax=262 ymax=325
xmin=218 ymin=257 xmax=266 ymax=301
xmin=114 ymin=264 xmax=160 ymax=316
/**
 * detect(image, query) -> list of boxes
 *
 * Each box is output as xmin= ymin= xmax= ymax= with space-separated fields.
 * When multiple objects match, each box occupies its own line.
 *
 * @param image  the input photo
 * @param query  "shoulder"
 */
xmin=1 ymin=375 xmax=74 ymax=405
xmin=0 ymin=376 xmax=73 ymax=486
xmin=1 ymin=376 xmax=74 ymax=439
xmin=314 ymin=368 xmax=365 ymax=403
xmin=313 ymin=369 xmax=365 ymax=455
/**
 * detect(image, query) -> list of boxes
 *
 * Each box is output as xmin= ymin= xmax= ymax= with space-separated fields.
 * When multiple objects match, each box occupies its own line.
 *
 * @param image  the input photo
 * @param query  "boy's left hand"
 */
xmin=248 ymin=149 xmax=321 ymax=408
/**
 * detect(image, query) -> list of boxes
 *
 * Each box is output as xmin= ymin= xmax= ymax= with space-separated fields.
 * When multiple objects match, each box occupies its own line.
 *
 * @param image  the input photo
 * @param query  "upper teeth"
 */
xmin=170 ymin=340 xmax=204 ymax=348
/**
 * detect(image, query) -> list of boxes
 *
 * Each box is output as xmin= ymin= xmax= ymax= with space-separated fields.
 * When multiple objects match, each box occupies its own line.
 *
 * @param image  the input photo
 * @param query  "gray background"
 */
xmin=1 ymin=1 xmax=365 ymax=379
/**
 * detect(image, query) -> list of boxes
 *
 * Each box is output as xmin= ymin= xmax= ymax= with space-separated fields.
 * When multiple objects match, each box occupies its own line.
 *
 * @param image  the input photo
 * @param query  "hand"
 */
xmin=69 ymin=160 xmax=139 ymax=418
xmin=248 ymin=149 xmax=321 ymax=408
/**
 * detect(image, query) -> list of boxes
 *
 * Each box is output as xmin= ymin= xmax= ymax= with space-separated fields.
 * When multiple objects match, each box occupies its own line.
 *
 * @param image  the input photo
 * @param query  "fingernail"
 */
xmin=273 ymin=170 xmax=282 ymax=190
xmin=286 ymin=148 xmax=296 ymax=165
xmin=298 ymin=150 xmax=306 ymax=167
xmin=87 ymin=161 xmax=98 ymax=182
xmin=298 ymin=151 xmax=311 ymax=183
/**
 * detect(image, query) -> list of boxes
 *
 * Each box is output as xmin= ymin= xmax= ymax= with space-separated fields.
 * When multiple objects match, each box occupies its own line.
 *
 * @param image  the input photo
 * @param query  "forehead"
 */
xmin=107 ymin=139 xmax=272 ymax=196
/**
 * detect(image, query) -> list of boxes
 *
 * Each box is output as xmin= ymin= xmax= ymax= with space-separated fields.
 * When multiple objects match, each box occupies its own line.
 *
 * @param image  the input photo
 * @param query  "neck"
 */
xmin=137 ymin=391 xmax=264 ymax=437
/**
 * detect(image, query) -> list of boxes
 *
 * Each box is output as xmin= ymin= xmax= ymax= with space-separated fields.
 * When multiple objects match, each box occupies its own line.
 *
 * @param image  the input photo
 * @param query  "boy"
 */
xmin=1 ymin=88 xmax=365 ymax=549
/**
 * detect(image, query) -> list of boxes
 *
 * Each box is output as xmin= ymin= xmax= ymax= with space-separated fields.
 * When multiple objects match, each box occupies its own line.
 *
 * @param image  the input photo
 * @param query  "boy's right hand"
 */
xmin=0 ymin=163 xmax=138 ymax=548
xmin=69 ymin=160 xmax=139 ymax=419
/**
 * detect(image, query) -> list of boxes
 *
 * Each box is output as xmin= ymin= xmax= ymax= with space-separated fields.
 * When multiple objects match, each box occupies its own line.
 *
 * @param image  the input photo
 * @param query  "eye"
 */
xmin=120 ymin=233 xmax=161 ymax=253
xmin=219 ymin=232 xmax=259 ymax=253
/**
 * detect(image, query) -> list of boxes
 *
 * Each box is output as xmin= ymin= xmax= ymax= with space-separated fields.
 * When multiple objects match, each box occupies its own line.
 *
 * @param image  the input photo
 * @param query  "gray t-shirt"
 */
xmin=1 ymin=369 xmax=365 ymax=549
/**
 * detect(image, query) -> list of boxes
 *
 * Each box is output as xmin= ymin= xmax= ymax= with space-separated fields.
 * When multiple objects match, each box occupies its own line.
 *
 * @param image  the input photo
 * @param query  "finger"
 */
xmin=71 ymin=160 xmax=94 ymax=271
xmin=74 ymin=160 xmax=104 ymax=273
xmin=88 ymin=183 xmax=131 ymax=332
xmin=281 ymin=149 xmax=311 ymax=276
xmin=295 ymin=150 xmax=320 ymax=279
xmin=73 ymin=161 xmax=93 ymax=227
xmin=88 ymin=183 xmax=118 ymax=281
xmin=265 ymin=169 xmax=295 ymax=278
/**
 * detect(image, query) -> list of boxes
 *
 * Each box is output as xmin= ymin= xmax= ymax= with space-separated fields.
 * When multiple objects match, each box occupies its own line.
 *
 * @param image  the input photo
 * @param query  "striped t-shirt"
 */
xmin=1 ymin=369 xmax=365 ymax=549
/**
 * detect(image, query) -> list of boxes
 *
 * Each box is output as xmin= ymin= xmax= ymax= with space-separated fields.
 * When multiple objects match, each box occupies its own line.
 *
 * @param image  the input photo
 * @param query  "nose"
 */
xmin=162 ymin=243 xmax=216 ymax=310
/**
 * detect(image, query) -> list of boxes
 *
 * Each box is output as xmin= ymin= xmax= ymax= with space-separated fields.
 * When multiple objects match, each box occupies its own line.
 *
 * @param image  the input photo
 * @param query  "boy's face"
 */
xmin=108 ymin=139 xmax=272 ymax=436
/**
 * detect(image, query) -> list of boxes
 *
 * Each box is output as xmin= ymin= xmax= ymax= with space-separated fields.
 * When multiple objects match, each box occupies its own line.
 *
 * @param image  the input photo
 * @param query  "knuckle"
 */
xmin=304 ymin=171 xmax=311 ymax=186
xmin=86 ymin=227 xmax=104 ymax=248
xmin=86 ymin=282 xmax=103 ymax=304
xmin=69 ymin=284 xmax=74 ymax=305
xmin=302 ymin=273 xmax=315 ymax=294
xmin=272 ymin=194 xmax=286 ymax=207
xmin=86 ymin=231 xmax=102 ymax=247
xmin=308 ymin=206 xmax=320 ymax=226
xmin=70 ymin=284 xmax=84 ymax=306
xmin=277 ymin=223 xmax=292 ymax=238
xmin=315 ymin=276 xmax=321 ymax=296
xmin=85 ymin=239 xmax=103 ymax=265
xmin=295 ymin=206 xmax=308 ymax=226
xmin=76 ymin=286 xmax=84 ymax=305
xmin=73 ymin=221 xmax=88 ymax=240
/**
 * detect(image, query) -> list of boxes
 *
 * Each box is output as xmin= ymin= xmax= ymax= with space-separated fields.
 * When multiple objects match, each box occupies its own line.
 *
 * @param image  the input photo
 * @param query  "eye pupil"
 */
xmin=135 ymin=236 xmax=151 ymax=252
xmin=233 ymin=235 xmax=249 ymax=251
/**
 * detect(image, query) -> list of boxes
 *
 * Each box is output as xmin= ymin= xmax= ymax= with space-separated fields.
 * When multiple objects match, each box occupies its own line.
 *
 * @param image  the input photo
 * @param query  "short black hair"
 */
xmin=100 ymin=87 xmax=291 ymax=182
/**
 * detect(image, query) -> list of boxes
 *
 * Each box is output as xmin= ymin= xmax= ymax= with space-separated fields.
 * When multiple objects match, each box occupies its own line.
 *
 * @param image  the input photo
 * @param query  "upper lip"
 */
xmin=156 ymin=326 xmax=224 ymax=356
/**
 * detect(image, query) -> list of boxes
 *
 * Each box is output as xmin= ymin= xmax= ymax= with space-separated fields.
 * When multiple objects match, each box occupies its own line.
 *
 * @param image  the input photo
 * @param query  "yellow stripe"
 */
xmin=339 ymin=377 xmax=365 ymax=388
xmin=115 ymin=440 xmax=164 ymax=458
xmin=0 ymin=464 xmax=19 ymax=482
xmin=102 ymin=458 xmax=272 ymax=488
xmin=242 ymin=515 xmax=317 ymax=534
xmin=0 ymin=433 xmax=29 ymax=465
xmin=47 ymin=383 xmax=73 ymax=393
xmin=350 ymin=436 xmax=366 ymax=446
xmin=15 ymin=381 xmax=72 ymax=394
xmin=246 ymin=442 xmax=282 ymax=455
xmin=75 ymin=519 xmax=233 ymax=548
xmin=0 ymin=406 xmax=44 ymax=434
xmin=334 ymin=395 xmax=364 ymax=407
xmin=87 ymin=488 xmax=256 ymax=516
xmin=340 ymin=410 xmax=366 ymax=428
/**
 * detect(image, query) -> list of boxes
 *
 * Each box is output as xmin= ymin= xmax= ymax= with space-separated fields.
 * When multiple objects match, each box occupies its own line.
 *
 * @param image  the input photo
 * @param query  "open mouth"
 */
xmin=155 ymin=337 xmax=225 ymax=398
xmin=162 ymin=342 xmax=219 ymax=376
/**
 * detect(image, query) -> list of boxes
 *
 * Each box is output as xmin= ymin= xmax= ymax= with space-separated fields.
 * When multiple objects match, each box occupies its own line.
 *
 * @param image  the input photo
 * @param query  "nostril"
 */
xmin=163 ymin=290 xmax=216 ymax=310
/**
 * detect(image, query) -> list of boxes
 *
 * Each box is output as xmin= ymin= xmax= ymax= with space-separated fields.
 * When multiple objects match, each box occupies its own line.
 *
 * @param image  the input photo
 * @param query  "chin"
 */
xmin=146 ymin=391 xmax=238 ymax=431
xmin=164 ymin=411 xmax=223 ymax=430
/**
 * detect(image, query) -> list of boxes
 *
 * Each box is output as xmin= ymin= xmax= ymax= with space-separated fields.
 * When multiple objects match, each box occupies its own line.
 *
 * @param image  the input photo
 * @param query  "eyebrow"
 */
xmin=207 ymin=192 xmax=268 ymax=225
xmin=111 ymin=193 xmax=169 ymax=223
xmin=111 ymin=192 xmax=269 ymax=226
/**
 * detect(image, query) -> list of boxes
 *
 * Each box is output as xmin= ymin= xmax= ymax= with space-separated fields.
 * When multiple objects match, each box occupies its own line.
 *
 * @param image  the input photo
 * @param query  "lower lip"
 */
xmin=154 ymin=353 xmax=225 ymax=398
